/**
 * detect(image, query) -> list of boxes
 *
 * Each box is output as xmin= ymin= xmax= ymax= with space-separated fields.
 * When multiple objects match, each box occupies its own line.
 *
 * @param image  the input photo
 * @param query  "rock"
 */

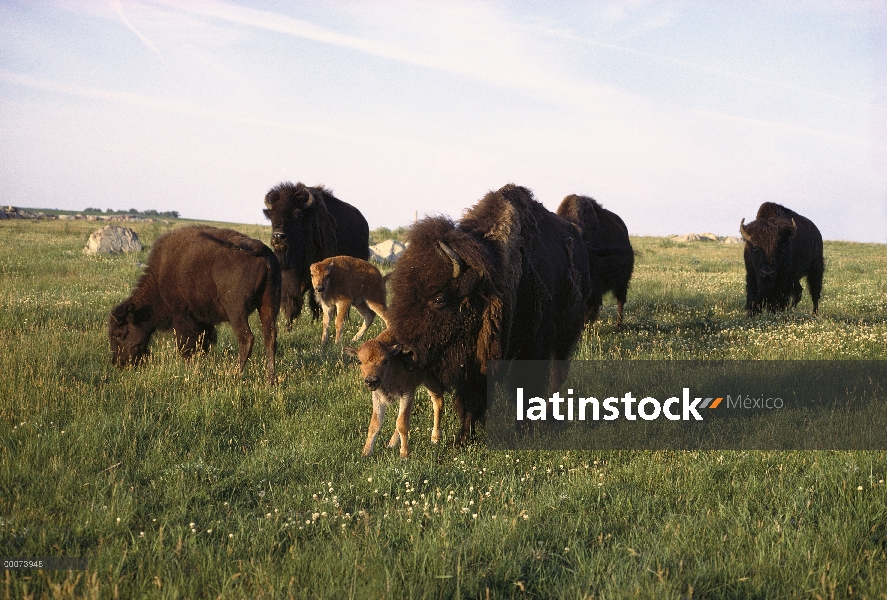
xmin=670 ymin=233 xmax=701 ymax=243
xmin=698 ymin=232 xmax=719 ymax=241
xmin=722 ymin=236 xmax=743 ymax=245
xmin=369 ymin=239 xmax=407 ymax=263
xmin=84 ymin=225 xmax=143 ymax=255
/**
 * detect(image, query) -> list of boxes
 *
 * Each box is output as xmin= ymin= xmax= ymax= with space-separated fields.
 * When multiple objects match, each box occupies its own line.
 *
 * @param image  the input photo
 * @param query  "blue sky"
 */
xmin=1 ymin=1 xmax=885 ymax=242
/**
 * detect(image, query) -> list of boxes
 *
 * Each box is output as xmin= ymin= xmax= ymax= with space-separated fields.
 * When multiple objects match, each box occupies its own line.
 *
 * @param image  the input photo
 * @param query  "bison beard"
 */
xmin=739 ymin=202 xmax=824 ymax=317
xmin=108 ymin=226 xmax=280 ymax=385
xmin=262 ymin=182 xmax=370 ymax=327
xmin=387 ymin=184 xmax=593 ymax=444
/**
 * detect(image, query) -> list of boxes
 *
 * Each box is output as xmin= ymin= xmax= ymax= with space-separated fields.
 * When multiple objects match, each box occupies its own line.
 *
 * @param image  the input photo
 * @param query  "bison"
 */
xmin=310 ymin=256 xmax=389 ymax=345
xmin=345 ymin=329 xmax=445 ymax=458
xmin=387 ymin=184 xmax=593 ymax=444
xmin=739 ymin=202 xmax=823 ymax=316
xmin=108 ymin=226 xmax=280 ymax=385
xmin=262 ymin=182 xmax=370 ymax=328
xmin=556 ymin=194 xmax=634 ymax=328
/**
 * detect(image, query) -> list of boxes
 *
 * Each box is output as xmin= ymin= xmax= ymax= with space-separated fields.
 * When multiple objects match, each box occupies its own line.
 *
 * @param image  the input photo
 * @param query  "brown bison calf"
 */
xmin=108 ymin=226 xmax=280 ymax=385
xmin=310 ymin=256 xmax=388 ymax=344
xmin=345 ymin=330 xmax=445 ymax=458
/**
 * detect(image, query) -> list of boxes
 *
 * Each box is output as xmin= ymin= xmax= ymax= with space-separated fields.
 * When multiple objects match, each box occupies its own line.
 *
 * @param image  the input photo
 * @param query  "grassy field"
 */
xmin=1 ymin=217 xmax=886 ymax=599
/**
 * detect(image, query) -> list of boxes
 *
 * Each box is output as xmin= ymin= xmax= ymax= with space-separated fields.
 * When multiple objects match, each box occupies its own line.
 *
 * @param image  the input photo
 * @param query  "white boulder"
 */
xmin=369 ymin=239 xmax=406 ymax=263
xmin=84 ymin=225 xmax=143 ymax=255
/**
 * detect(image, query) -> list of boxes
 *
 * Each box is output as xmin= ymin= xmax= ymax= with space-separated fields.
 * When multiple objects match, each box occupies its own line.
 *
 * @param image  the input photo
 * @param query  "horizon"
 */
xmin=2 ymin=1 xmax=886 ymax=243
xmin=11 ymin=203 xmax=887 ymax=244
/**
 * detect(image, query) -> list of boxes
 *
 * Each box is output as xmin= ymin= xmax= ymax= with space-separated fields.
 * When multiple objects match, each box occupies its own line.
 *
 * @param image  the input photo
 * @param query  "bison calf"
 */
xmin=345 ymin=330 xmax=445 ymax=458
xmin=310 ymin=256 xmax=388 ymax=344
xmin=108 ymin=226 xmax=280 ymax=385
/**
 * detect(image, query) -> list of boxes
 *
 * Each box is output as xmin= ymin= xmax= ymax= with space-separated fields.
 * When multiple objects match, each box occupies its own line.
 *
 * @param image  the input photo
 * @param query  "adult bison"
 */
xmin=556 ymin=194 xmax=634 ymax=327
xmin=262 ymin=182 xmax=370 ymax=327
xmin=739 ymin=202 xmax=823 ymax=316
xmin=387 ymin=184 xmax=592 ymax=444
xmin=108 ymin=226 xmax=280 ymax=385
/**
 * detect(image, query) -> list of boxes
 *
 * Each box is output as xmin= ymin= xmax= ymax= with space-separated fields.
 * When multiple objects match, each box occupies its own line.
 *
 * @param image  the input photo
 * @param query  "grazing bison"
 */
xmin=263 ymin=182 xmax=370 ymax=328
xmin=739 ymin=202 xmax=823 ymax=316
xmin=556 ymin=194 xmax=634 ymax=327
xmin=345 ymin=329 xmax=445 ymax=458
xmin=310 ymin=256 xmax=389 ymax=345
xmin=108 ymin=226 xmax=280 ymax=385
xmin=387 ymin=184 xmax=592 ymax=444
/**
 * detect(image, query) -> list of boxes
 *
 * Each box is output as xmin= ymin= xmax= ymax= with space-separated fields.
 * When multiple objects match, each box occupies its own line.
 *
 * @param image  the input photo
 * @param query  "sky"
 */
xmin=1 ymin=1 xmax=885 ymax=242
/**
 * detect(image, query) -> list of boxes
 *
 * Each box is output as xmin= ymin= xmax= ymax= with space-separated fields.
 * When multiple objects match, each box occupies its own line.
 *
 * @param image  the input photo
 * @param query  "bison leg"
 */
xmin=389 ymin=391 xmax=414 ymax=458
xmin=791 ymin=281 xmax=803 ymax=309
xmin=808 ymin=256 xmax=824 ymax=315
xmin=745 ymin=275 xmax=762 ymax=317
xmin=351 ymin=302 xmax=377 ymax=342
xmin=259 ymin=285 xmax=278 ymax=386
xmin=549 ymin=360 xmax=570 ymax=396
xmin=333 ymin=300 xmax=352 ymax=344
xmin=614 ymin=286 xmax=629 ymax=329
xmin=173 ymin=315 xmax=212 ymax=360
xmin=363 ymin=395 xmax=387 ymax=457
xmin=429 ymin=388 xmax=443 ymax=444
xmin=227 ymin=312 xmax=255 ymax=374
xmin=365 ymin=299 xmax=388 ymax=329
xmin=320 ymin=300 xmax=335 ymax=344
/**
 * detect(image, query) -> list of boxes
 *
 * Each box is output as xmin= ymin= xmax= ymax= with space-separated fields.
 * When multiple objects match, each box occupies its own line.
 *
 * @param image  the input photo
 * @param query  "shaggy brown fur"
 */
xmin=345 ymin=329 xmax=445 ymax=458
xmin=556 ymin=194 xmax=634 ymax=327
xmin=108 ymin=226 xmax=280 ymax=385
xmin=387 ymin=184 xmax=592 ymax=444
xmin=310 ymin=256 xmax=389 ymax=344
xmin=263 ymin=182 xmax=369 ymax=328
xmin=740 ymin=202 xmax=823 ymax=316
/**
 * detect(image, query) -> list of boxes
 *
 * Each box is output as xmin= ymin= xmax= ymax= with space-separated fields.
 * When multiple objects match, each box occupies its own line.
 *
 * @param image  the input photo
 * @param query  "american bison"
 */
xmin=108 ymin=226 xmax=280 ymax=385
xmin=345 ymin=329 xmax=445 ymax=458
xmin=739 ymin=202 xmax=823 ymax=316
xmin=263 ymin=182 xmax=370 ymax=328
xmin=310 ymin=256 xmax=389 ymax=344
xmin=556 ymin=194 xmax=634 ymax=327
xmin=387 ymin=184 xmax=592 ymax=444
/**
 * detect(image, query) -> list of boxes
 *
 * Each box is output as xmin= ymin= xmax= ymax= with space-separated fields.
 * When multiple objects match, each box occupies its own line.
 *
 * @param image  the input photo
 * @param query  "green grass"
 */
xmin=1 ymin=219 xmax=886 ymax=598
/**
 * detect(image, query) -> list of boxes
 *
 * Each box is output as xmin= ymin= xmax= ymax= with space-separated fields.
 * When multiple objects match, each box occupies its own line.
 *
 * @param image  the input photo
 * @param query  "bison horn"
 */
xmin=304 ymin=188 xmax=316 ymax=209
xmin=790 ymin=218 xmax=797 ymax=231
xmin=438 ymin=241 xmax=464 ymax=279
xmin=739 ymin=218 xmax=753 ymax=242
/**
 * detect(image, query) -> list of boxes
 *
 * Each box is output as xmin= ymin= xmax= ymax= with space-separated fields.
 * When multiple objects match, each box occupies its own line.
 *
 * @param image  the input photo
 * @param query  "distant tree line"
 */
xmin=83 ymin=207 xmax=180 ymax=218
xmin=369 ymin=226 xmax=408 ymax=245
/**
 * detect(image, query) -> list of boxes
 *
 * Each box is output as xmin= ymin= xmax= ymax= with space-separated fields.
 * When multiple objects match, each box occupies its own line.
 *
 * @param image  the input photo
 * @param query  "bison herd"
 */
xmin=109 ymin=182 xmax=824 ymax=455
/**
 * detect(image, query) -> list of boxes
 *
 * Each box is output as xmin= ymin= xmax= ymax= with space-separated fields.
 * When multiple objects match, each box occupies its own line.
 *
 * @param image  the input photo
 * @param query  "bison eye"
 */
xmin=432 ymin=294 xmax=447 ymax=308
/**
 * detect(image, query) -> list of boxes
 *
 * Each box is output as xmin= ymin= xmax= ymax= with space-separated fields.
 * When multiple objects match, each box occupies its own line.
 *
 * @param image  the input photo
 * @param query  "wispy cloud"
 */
xmin=111 ymin=0 xmax=165 ymax=62
xmin=145 ymin=0 xmax=611 ymax=105
xmin=0 ymin=70 xmax=445 ymax=154
xmin=695 ymin=108 xmax=887 ymax=150
xmin=533 ymin=25 xmax=885 ymax=113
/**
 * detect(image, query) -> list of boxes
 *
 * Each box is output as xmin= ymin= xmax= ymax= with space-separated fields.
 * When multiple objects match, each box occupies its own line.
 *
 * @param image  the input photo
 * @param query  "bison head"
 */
xmin=309 ymin=260 xmax=333 ymax=297
xmin=740 ymin=216 xmax=797 ymax=305
xmin=387 ymin=217 xmax=497 ymax=388
xmin=345 ymin=337 xmax=402 ymax=391
xmin=262 ymin=182 xmax=320 ymax=271
xmin=108 ymin=301 xmax=154 ymax=368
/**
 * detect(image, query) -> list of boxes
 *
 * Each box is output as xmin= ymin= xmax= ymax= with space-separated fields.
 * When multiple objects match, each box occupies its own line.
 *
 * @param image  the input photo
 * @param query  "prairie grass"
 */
xmin=1 ymin=219 xmax=885 ymax=598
